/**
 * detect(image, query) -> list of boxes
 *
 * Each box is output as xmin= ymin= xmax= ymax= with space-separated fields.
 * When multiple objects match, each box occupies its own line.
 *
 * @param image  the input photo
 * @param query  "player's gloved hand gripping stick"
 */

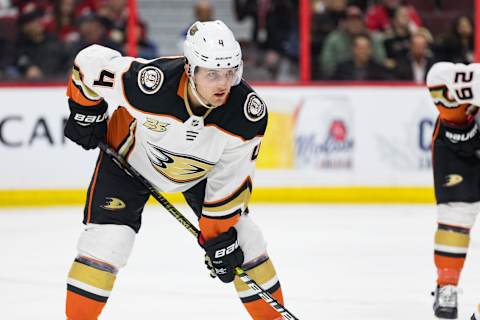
xmin=97 ymin=141 xmax=299 ymax=320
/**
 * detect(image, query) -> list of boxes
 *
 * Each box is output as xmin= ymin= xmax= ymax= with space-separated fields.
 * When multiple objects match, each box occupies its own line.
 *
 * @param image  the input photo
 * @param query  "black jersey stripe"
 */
xmin=203 ymin=177 xmax=252 ymax=208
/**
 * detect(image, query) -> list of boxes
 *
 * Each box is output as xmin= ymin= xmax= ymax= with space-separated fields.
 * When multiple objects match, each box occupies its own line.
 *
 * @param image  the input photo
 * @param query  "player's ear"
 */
xmin=184 ymin=64 xmax=190 ymax=74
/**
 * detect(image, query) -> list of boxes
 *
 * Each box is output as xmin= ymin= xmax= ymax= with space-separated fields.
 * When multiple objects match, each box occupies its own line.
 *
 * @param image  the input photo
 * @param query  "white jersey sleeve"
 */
xmin=426 ymin=62 xmax=480 ymax=124
xmin=199 ymin=136 xmax=262 ymax=239
xmin=426 ymin=62 xmax=480 ymax=106
xmin=68 ymin=45 xmax=138 ymax=105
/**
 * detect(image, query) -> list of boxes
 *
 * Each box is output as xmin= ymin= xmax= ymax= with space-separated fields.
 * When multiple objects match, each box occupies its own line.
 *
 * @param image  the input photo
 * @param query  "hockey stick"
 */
xmin=97 ymin=142 xmax=299 ymax=320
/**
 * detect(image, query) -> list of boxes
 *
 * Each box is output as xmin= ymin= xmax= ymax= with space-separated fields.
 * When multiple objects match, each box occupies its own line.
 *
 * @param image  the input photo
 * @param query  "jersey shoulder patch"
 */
xmin=206 ymin=80 xmax=268 ymax=140
xmin=137 ymin=65 xmax=164 ymax=94
xmin=122 ymin=57 xmax=189 ymax=120
xmin=243 ymin=92 xmax=267 ymax=122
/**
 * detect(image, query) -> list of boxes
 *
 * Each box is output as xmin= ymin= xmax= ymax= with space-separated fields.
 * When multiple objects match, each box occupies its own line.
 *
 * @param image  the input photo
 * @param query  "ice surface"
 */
xmin=2 ymin=204 xmax=480 ymax=319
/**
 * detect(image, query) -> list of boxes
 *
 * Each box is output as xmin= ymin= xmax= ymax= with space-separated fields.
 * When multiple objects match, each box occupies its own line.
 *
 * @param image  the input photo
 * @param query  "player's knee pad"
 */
xmin=437 ymin=202 xmax=480 ymax=228
xmin=77 ymin=223 xmax=136 ymax=269
xmin=235 ymin=215 xmax=267 ymax=264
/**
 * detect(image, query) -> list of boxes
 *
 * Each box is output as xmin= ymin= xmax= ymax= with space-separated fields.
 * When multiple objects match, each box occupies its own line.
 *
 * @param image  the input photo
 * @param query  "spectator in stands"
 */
xmin=239 ymin=40 xmax=273 ymax=81
xmin=13 ymin=2 xmax=69 ymax=80
xmin=365 ymin=0 xmax=422 ymax=32
xmin=0 ymin=37 xmax=13 ymax=80
xmin=311 ymin=0 xmax=347 ymax=78
xmin=320 ymin=5 xmax=386 ymax=79
xmin=234 ymin=0 xmax=299 ymax=77
xmin=179 ymin=0 xmax=214 ymax=50
xmin=234 ymin=0 xmax=298 ymax=52
xmin=333 ymin=33 xmax=390 ymax=81
xmin=11 ymin=0 xmax=50 ymax=11
xmin=67 ymin=12 xmax=122 ymax=58
xmin=393 ymin=32 xmax=434 ymax=83
xmin=193 ymin=0 xmax=214 ymax=22
xmin=45 ymin=0 xmax=79 ymax=44
xmin=97 ymin=0 xmax=127 ymax=46
xmin=435 ymin=15 xmax=473 ymax=64
xmin=129 ymin=20 xmax=158 ymax=60
xmin=383 ymin=5 xmax=417 ymax=66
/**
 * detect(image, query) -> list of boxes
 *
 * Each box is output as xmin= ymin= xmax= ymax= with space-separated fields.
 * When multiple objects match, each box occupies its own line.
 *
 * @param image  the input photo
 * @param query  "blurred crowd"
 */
xmin=309 ymin=0 xmax=473 ymax=82
xmin=0 ymin=0 xmax=158 ymax=81
xmin=238 ymin=0 xmax=473 ymax=82
xmin=0 ymin=0 xmax=474 ymax=82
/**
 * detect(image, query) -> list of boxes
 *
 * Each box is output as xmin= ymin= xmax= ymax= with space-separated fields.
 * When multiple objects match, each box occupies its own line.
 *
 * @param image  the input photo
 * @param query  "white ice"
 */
xmin=3 ymin=204 xmax=480 ymax=320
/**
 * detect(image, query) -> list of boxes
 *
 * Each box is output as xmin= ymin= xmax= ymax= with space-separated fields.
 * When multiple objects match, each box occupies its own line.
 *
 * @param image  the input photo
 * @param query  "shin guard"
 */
xmin=234 ymin=256 xmax=284 ymax=320
xmin=434 ymin=223 xmax=470 ymax=285
xmin=66 ymin=256 xmax=117 ymax=320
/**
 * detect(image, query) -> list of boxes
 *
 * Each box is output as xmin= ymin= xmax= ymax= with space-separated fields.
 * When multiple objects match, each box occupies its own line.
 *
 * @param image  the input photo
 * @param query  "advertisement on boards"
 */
xmin=0 ymin=85 xmax=438 ymax=191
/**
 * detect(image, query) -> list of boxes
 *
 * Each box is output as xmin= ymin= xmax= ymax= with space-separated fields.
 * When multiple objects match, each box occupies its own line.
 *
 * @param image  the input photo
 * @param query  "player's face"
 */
xmin=194 ymin=67 xmax=237 ymax=107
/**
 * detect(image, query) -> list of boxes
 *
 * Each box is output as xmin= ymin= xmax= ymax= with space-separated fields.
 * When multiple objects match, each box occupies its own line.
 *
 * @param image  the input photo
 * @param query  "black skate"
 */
xmin=432 ymin=285 xmax=458 ymax=319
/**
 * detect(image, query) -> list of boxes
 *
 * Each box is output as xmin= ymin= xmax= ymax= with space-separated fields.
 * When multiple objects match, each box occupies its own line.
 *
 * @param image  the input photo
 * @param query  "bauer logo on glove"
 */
xmin=203 ymin=227 xmax=244 ymax=283
xmin=214 ymin=240 xmax=239 ymax=258
xmin=64 ymin=99 xmax=108 ymax=150
xmin=73 ymin=112 xmax=108 ymax=126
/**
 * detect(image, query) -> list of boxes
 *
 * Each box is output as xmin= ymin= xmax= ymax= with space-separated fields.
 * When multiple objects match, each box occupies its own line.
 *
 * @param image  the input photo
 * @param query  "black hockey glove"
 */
xmin=64 ymin=99 xmax=108 ymax=150
xmin=201 ymin=227 xmax=244 ymax=283
xmin=438 ymin=119 xmax=480 ymax=157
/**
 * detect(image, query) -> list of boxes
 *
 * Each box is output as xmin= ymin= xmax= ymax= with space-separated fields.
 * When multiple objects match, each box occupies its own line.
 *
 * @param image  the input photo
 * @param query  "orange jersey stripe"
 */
xmin=87 ymin=152 xmax=104 ymax=224
xmin=67 ymin=77 xmax=102 ymax=107
xmin=436 ymin=103 xmax=471 ymax=124
xmin=177 ymin=71 xmax=188 ymax=99
xmin=107 ymin=107 xmax=135 ymax=150
xmin=199 ymin=214 xmax=240 ymax=241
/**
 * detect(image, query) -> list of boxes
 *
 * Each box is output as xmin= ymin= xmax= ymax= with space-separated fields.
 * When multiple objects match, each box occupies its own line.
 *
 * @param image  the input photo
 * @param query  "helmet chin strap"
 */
xmin=188 ymin=78 xmax=219 ymax=110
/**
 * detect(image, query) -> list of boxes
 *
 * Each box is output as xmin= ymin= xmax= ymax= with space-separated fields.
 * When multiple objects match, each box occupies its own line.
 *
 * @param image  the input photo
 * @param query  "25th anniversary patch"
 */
xmin=244 ymin=92 xmax=266 ymax=122
xmin=137 ymin=66 xmax=164 ymax=94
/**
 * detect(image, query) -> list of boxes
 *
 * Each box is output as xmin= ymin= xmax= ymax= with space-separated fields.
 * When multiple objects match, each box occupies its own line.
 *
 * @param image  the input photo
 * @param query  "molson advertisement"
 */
xmin=294 ymin=95 xmax=354 ymax=170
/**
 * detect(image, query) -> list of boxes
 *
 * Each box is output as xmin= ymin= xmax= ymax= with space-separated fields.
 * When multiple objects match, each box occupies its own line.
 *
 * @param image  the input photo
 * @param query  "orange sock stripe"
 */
xmin=435 ymin=254 xmax=465 ymax=285
xmin=66 ymin=290 xmax=106 ymax=320
xmin=435 ymin=254 xmax=466 ymax=270
xmin=242 ymin=286 xmax=284 ymax=320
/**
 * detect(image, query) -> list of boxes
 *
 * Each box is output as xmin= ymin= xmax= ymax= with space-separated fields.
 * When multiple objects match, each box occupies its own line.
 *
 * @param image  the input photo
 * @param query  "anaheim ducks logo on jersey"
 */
xmin=101 ymin=197 xmax=126 ymax=210
xmin=146 ymin=142 xmax=215 ymax=183
xmin=443 ymin=174 xmax=463 ymax=187
xmin=429 ymin=86 xmax=458 ymax=108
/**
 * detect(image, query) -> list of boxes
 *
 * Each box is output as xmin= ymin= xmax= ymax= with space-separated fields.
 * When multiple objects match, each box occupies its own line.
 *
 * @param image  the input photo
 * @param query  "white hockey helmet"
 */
xmin=184 ymin=20 xmax=243 ymax=86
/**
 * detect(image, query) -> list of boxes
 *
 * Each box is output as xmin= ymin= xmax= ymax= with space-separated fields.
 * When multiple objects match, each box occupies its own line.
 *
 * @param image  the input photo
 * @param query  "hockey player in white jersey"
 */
xmin=427 ymin=62 xmax=480 ymax=319
xmin=63 ymin=20 xmax=285 ymax=319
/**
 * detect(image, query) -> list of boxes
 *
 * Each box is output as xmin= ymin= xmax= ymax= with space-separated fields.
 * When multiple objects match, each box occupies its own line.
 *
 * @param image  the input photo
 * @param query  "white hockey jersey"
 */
xmin=426 ymin=62 xmax=480 ymax=124
xmin=67 ymin=45 xmax=267 ymax=237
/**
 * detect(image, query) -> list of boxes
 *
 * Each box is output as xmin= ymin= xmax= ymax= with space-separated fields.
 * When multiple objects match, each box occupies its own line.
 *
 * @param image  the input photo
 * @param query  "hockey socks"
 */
xmin=434 ymin=223 xmax=470 ymax=285
xmin=66 ymin=256 xmax=117 ymax=320
xmin=234 ymin=256 xmax=284 ymax=320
